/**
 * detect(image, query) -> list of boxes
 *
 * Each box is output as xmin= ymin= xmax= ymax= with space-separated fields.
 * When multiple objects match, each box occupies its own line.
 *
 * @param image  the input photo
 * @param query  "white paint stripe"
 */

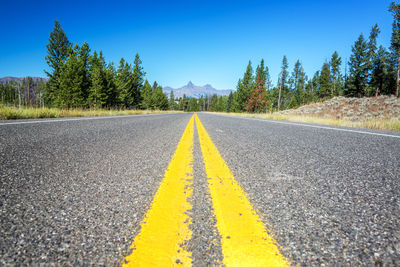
xmin=0 ymin=113 xmax=181 ymax=126
xmin=208 ymin=113 xmax=400 ymax=139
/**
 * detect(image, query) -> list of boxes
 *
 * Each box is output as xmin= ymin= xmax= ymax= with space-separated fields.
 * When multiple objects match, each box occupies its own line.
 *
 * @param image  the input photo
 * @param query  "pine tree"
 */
xmin=346 ymin=34 xmax=369 ymax=97
xmin=290 ymin=60 xmax=306 ymax=107
xmin=187 ymin=98 xmax=199 ymax=112
xmin=246 ymin=59 xmax=268 ymax=112
xmin=215 ymin=96 xmax=224 ymax=112
xmin=390 ymin=1 xmax=400 ymax=97
xmin=152 ymin=82 xmax=168 ymax=110
xmin=78 ymin=41 xmax=91 ymax=101
xmin=278 ymin=55 xmax=289 ymax=110
xmin=131 ymin=53 xmax=145 ymax=108
xmin=45 ymin=20 xmax=71 ymax=105
xmin=319 ymin=62 xmax=331 ymax=98
xmin=232 ymin=61 xmax=254 ymax=112
xmin=209 ymin=94 xmax=218 ymax=111
xmin=199 ymin=95 xmax=204 ymax=111
xmin=88 ymin=50 xmax=107 ymax=108
xmin=310 ymin=71 xmax=320 ymax=101
xmin=141 ymin=80 xmax=153 ymax=109
xmin=104 ymin=62 xmax=118 ymax=107
xmin=116 ymin=58 xmax=132 ymax=108
xmin=330 ymin=51 xmax=342 ymax=96
xmin=371 ymin=46 xmax=389 ymax=95
xmin=226 ymin=91 xmax=233 ymax=112
xmin=366 ymin=24 xmax=380 ymax=96
xmin=169 ymin=91 xmax=176 ymax=110
xmin=204 ymin=95 xmax=209 ymax=111
xmin=181 ymin=94 xmax=187 ymax=111
xmin=58 ymin=46 xmax=86 ymax=108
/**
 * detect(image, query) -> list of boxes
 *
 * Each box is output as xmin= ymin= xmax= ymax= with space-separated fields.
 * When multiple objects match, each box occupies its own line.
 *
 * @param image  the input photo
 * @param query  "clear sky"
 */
xmin=0 ymin=0 xmax=395 ymax=90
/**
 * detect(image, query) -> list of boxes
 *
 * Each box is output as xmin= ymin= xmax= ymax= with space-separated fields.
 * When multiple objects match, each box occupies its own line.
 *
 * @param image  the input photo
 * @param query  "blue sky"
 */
xmin=0 ymin=0 xmax=395 ymax=89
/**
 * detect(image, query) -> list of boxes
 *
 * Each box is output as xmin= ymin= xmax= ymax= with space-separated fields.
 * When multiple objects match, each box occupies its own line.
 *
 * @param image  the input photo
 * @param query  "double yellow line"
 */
xmin=124 ymin=114 xmax=287 ymax=266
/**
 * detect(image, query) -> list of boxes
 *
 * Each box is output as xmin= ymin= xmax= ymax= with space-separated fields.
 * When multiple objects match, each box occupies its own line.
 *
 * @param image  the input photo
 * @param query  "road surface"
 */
xmin=1 ymin=113 xmax=399 ymax=265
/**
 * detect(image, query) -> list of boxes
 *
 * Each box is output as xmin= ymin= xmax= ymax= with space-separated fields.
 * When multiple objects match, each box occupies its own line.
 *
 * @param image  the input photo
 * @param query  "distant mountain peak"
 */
xmin=163 ymin=81 xmax=232 ymax=98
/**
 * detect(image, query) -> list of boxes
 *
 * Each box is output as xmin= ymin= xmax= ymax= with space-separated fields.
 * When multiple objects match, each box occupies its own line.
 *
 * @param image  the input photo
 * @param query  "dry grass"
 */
xmin=213 ymin=112 xmax=400 ymax=132
xmin=0 ymin=105 xmax=180 ymax=120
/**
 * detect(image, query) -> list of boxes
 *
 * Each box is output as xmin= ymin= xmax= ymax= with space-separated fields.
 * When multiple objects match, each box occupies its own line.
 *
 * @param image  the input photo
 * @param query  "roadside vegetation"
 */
xmin=215 ymin=112 xmax=400 ymax=132
xmin=0 ymin=105 xmax=179 ymax=120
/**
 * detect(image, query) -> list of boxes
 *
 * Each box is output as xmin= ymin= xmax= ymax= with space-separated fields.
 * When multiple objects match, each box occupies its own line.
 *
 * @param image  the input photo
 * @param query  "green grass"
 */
xmin=214 ymin=112 xmax=400 ymax=132
xmin=0 ymin=105 xmax=180 ymax=120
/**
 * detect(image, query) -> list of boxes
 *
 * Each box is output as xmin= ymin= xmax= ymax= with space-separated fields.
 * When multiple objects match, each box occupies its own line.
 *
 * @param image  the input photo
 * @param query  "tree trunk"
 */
xmin=397 ymin=59 xmax=400 ymax=97
xmin=333 ymin=77 xmax=336 ymax=96
xmin=18 ymin=84 xmax=21 ymax=111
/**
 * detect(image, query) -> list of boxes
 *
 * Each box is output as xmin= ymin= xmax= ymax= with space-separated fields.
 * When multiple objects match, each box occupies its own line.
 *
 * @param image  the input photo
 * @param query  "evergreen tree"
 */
xmin=116 ymin=58 xmax=132 ymax=107
xmin=131 ymin=53 xmax=145 ymax=107
xmin=168 ymin=91 xmax=176 ymax=110
xmin=216 ymin=96 xmax=225 ymax=111
xmin=204 ymin=95 xmax=209 ymax=111
xmin=310 ymin=71 xmax=320 ymax=101
xmin=209 ymin=94 xmax=218 ymax=111
xmin=366 ymin=24 xmax=380 ymax=95
xmin=278 ymin=55 xmax=289 ymax=110
xmin=45 ymin=20 xmax=71 ymax=105
xmin=88 ymin=51 xmax=107 ymax=108
xmin=141 ymin=80 xmax=153 ymax=109
xmin=346 ymin=34 xmax=369 ymax=97
xmin=232 ymin=61 xmax=254 ymax=112
xmin=390 ymin=1 xmax=400 ymax=97
xmin=187 ymin=98 xmax=199 ymax=112
xmin=371 ymin=46 xmax=389 ymax=95
xmin=247 ymin=59 xmax=268 ymax=112
xmin=319 ymin=62 xmax=331 ymax=98
xmin=199 ymin=95 xmax=204 ymax=111
xmin=152 ymin=82 xmax=168 ymax=110
xmin=78 ymin=41 xmax=91 ymax=101
xmin=226 ymin=91 xmax=233 ymax=112
xmin=290 ymin=60 xmax=306 ymax=107
xmin=58 ymin=46 xmax=86 ymax=108
xmin=104 ymin=62 xmax=118 ymax=107
xmin=181 ymin=94 xmax=187 ymax=111
xmin=330 ymin=51 xmax=342 ymax=96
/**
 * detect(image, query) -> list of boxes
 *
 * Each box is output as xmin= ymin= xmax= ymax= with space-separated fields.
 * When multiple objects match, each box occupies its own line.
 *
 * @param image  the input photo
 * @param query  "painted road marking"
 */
xmin=124 ymin=115 xmax=195 ymax=266
xmin=210 ymin=113 xmax=400 ymax=139
xmin=195 ymin=114 xmax=288 ymax=266
xmin=0 ymin=113 xmax=182 ymax=126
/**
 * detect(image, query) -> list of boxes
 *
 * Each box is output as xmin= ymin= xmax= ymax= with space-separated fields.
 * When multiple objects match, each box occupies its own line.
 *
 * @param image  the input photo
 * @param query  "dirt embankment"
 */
xmin=275 ymin=95 xmax=400 ymax=122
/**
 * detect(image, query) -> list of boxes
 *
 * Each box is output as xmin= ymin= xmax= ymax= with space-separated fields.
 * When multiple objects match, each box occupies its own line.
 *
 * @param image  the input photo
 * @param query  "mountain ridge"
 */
xmin=163 ymin=81 xmax=232 ymax=98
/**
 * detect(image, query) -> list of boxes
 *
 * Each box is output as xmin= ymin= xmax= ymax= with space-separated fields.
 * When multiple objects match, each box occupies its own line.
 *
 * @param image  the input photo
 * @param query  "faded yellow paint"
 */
xmin=124 ymin=115 xmax=195 ymax=266
xmin=195 ymin=114 xmax=288 ymax=267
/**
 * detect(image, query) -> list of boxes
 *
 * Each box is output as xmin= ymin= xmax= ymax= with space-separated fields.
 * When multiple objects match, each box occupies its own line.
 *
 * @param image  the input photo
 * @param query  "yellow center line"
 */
xmin=124 ymin=115 xmax=195 ymax=266
xmin=195 ymin=114 xmax=288 ymax=267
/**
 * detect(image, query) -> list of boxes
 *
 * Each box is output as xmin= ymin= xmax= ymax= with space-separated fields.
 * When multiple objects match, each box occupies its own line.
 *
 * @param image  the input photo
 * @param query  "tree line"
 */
xmin=44 ymin=21 xmax=172 ymax=110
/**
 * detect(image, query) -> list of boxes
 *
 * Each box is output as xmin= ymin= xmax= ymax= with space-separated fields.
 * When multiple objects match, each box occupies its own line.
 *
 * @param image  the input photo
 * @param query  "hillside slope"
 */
xmin=275 ymin=96 xmax=400 ymax=122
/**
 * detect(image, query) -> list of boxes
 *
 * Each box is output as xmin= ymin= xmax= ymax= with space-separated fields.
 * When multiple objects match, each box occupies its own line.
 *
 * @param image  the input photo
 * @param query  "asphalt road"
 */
xmin=1 ymin=113 xmax=399 ymax=265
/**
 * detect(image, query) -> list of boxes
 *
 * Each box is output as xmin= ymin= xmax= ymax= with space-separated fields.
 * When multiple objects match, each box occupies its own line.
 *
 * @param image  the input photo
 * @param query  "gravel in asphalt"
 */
xmin=197 ymin=113 xmax=400 ymax=266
